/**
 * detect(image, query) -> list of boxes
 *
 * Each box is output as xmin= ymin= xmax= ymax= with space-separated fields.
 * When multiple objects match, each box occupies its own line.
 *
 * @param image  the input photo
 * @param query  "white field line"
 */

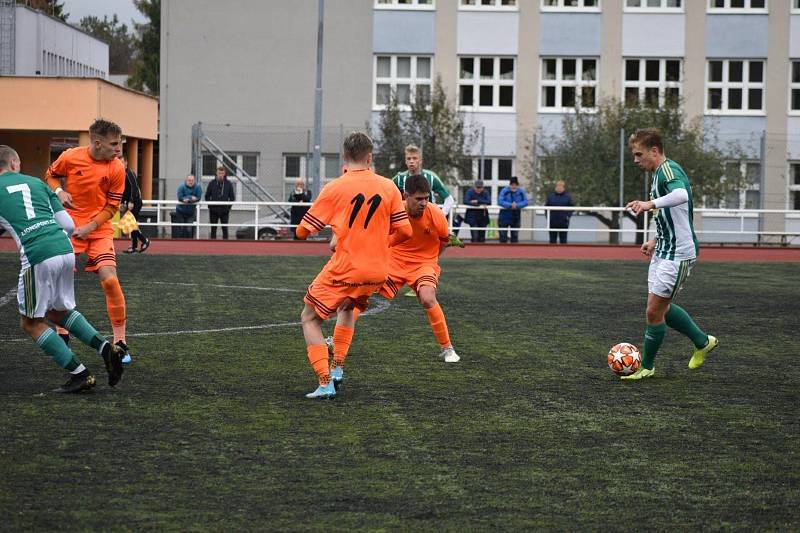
xmin=0 ymin=282 xmax=392 ymax=342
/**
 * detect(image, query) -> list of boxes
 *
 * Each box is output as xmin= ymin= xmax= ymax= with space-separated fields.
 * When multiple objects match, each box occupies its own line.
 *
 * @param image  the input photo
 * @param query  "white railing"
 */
xmin=128 ymin=200 xmax=800 ymax=244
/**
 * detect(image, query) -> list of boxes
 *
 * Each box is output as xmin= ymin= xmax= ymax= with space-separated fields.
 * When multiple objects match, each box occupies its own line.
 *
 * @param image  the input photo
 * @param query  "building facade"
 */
xmin=0 ymin=2 xmax=109 ymax=78
xmin=160 ymin=0 xmax=800 ymax=239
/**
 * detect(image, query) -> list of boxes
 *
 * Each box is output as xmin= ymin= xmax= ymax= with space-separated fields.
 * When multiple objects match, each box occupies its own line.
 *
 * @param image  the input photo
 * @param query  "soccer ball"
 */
xmin=607 ymin=342 xmax=641 ymax=376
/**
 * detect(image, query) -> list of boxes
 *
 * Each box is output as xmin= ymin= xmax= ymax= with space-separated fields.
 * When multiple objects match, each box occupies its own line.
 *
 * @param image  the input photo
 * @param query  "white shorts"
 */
xmin=648 ymin=256 xmax=696 ymax=300
xmin=18 ymin=253 xmax=76 ymax=318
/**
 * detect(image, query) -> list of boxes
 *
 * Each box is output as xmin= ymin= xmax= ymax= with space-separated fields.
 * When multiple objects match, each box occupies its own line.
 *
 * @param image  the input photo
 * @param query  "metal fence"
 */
xmin=130 ymin=200 xmax=800 ymax=245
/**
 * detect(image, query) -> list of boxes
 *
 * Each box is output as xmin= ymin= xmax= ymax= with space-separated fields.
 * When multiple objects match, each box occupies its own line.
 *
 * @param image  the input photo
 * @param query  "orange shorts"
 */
xmin=379 ymin=262 xmax=440 ymax=299
xmin=72 ymin=236 xmax=117 ymax=272
xmin=304 ymin=278 xmax=383 ymax=320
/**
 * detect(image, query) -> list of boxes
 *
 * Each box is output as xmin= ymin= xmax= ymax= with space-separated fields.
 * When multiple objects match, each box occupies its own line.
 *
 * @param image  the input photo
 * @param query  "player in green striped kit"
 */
xmin=392 ymin=145 xmax=455 ymax=216
xmin=622 ymin=129 xmax=718 ymax=380
xmin=0 ymin=145 xmax=124 ymax=393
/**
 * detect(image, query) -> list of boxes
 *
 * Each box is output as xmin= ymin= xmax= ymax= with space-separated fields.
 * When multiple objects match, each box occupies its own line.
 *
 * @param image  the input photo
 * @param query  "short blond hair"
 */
xmin=404 ymin=144 xmax=421 ymax=157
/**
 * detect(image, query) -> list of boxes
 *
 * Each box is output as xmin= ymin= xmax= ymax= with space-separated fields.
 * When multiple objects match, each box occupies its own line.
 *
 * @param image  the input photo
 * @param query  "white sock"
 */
xmin=71 ymin=364 xmax=86 ymax=375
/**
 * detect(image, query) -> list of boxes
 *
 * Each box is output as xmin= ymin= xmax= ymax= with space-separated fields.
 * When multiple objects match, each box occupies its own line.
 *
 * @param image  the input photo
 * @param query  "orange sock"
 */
xmin=352 ymin=308 xmax=361 ymax=322
xmin=100 ymin=276 xmax=126 ymax=344
xmin=425 ymin=303 xmax=451 ymax=348
xmin=307 ymin=344 xmax=330 ymax=385
xmin=332 ymin=325 xmax=355 ymax=369
xmin=56 ymin=326 xmax=68 ymax=336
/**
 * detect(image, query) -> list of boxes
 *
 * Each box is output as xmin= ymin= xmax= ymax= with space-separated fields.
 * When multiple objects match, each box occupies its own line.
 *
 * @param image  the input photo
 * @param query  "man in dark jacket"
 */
xmin=175 ymin=174 xmax=202 ymax=238
xmin=497 ymin=176 xmax=528 ymax=243
xmin=464 ymin=179 xmax=490 ymax=242
xmin=545 ymin=180 xmax=574 ymax=244
xmin=204 ymin=166 xmax=235 ymax=239
xmin=288 ymin=179 xmax=313 ymax=239
xmin=120 ymin=155 xmax=149 ymax=253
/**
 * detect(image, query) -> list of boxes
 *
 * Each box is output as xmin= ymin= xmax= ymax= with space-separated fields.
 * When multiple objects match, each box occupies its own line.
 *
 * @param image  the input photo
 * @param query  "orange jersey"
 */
xmin=46 ymin=146 xmax=124 ymax=238
xmin=299 ymin=168 xmax=411 ymax=285
xmin=391 ymin=203 xmax=450 ymax=266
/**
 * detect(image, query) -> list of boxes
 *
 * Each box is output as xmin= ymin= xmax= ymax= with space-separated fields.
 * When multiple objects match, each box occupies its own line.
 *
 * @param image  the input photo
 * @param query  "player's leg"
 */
xmin=302 ymin=284 xmax=338 ymax=399
xmin=17 ymin=257 xmax=94 ymax=392
xmin=91 ymin=238 xmax=132 ymax=364
xmin=329 ymin=303 xmax=356 ymax=387
xmin=623 ymin=257 xmax=673 ymax=381
xmin=416 ymin=279 xmax=460 ymax=363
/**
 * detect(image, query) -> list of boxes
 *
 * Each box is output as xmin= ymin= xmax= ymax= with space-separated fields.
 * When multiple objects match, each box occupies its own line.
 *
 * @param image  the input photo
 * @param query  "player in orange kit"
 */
xmin=295 ymin=132 xmax=412 ymax=399
xmin=328 ymin=174 xmax=461 ymax=382
xmin=46 ymin=119 xmax=133 ymax=364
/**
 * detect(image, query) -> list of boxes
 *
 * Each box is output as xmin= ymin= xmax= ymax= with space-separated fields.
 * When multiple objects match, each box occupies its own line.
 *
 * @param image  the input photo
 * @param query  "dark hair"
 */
xmin=629 ymin=128 xmax=664 ymax=153
xmin=343 ymin=132 xmax=373 ymax=163
xmin=0 ymin=145 xmax=19 ymax=171
xmin=405 ymin=174 xmax=431 ymax=195
xmin=89 ymin=118 xmax=122 ymax=140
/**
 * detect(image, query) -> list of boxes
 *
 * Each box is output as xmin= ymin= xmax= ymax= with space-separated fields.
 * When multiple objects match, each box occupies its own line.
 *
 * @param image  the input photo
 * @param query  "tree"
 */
xmin=536 ymin=99 xmax=732 ymax=244
xmin=21 ymin=0 xmax=67 ymax=21
xmin=372 ymin=77 xmax=478 ymax=185
xmin=78 ymin=15 xmax=136 ymax=75
xmin=128 ymin=0 xmax=160 ymax=95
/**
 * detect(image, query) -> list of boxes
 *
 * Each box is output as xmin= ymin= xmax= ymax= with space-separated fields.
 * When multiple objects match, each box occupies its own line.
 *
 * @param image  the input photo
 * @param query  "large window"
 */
xmin=459 ymin=57 xmax=515 ymax=110
xmin=374 ymin=55 xmax=433 ymax=109
xmin=624 ymin=58 xmax=682 ymax=107
xmin=706 ymin=60 xmax=764 ymax=114
xmin=201 ymin=152 xmax=260 ymax=202
xmin=460 ymin=0 xmax=517 ymax=8
xmin=540 ymin=57 xmax=598 ymax=111
xmin=458 ymin=157 xmax=515 ymax=204
xmin=712 ymin=160 xmax=760 ymax=209
xmin=789 ymin=163 xmax=800 ymax=210
xmin=707 ymin=0 xmax=767 ymax=11
xmin=794 ymin=0 xmax=800 ymax=12
xmin=375 ymin=0 xmax=434 ymax=8
xmin=791 ymin=61 xmax=800 ymax=113
xmin=542 ymin=0 xmax=600 ymax=10
xmin=283 ymin=154 xmax=341 ymax=198
xmin=625 ymin=0 xmax=682 ymax=9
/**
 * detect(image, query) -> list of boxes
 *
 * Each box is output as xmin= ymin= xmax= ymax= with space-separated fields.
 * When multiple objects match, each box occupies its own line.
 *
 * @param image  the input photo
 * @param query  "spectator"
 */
xmin=204 ymin=166 xmax=235 ymax=239
xmin=120 ymin=155 xmax=149 ymax=253
xmin=288 ymin=178 xmax=313 ymax=239
xmin=545 ymin=180 xmax=575 ymax=244
xmin=464 ymin=179 xmax=490 ymax=242
xmin=176 ymin=174 xmax=202 ymax=238
xmin=497 ymin=176 xmax=528 ymax=243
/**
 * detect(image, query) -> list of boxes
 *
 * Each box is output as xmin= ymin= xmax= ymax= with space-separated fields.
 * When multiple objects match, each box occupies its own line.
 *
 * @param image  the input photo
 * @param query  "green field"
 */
xmin=0 ymin=252 xmax=798 ymax=531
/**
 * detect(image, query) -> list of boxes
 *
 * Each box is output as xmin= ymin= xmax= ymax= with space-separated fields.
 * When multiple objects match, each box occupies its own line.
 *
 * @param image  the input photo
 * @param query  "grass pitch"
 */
xmin=0 ymin=252 xmax=798 ymax=531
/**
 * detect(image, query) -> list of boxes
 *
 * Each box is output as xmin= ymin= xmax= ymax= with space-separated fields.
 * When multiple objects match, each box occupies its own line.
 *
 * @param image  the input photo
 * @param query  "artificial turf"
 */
xmin=0 ymin=252 xmax=797 ymax=530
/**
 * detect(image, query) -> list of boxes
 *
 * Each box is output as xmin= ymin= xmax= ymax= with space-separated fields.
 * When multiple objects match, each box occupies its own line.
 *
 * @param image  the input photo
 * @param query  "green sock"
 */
xmin=36 ymin=328 xmax=81 ymax=371
xmin=60 ymin=310 xmax=105 ymax=352
xmin=665 ymin=303 xmax=708 ymax=349
xmin=642 ymin=322 xmax=667 ymax=370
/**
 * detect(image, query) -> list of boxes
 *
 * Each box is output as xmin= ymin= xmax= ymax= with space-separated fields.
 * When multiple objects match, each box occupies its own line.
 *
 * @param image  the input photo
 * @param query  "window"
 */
xmin=707 ymin=0 xmax=767 ymax=12
xmin=375 ymin=0 xmax=434 ymax=9
xmin=540 ymin=57 xmax=598 ymax=111
xmin=283 ymin=154 xmax=342 ymax=197
xmin=201 ymin=152 xmax=260 ymax=202
xmin=625 ymin=0 xmax=682 ymax=10
xmin=706 ymin=60 xmax=764 ymax=114
xmin=624 ymin=59 xmax=682 ymax=107
xmin=794 ymin=0 xmax=800 ymax=12
xmin=374 ymin=55 xmax=433 ymax=109
xmin=790 ymin=163 xmax=800 ymax=210
xmin=460 ymin=0 xmax=517 ymax=9
xmin=541 ymin=0 xmax=601 ymax=11
xmin=791 ymin=61 xmax=800 ymax=113
xmin=719 ymin=160 xmax=761 ymax=209
xmin=459 ymin=57 xmax=515 ymax=110
xmin=458 ymin=157 xmax=515 ymax=204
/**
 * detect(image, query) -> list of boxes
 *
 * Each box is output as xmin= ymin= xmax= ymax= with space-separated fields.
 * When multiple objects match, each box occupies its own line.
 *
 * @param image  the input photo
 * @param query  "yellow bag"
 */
xmin=117 ymin=211 xmax=139 ymax=235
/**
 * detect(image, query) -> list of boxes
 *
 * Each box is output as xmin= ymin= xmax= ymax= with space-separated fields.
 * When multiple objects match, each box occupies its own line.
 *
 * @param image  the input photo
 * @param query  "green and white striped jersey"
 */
xmin=650 ymin=159 xmax=699 ymax=261
xmin=0 ymin=172 xmax=73 ymax=269
xmin=392 ymin=169 xmax=451 ymax=203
